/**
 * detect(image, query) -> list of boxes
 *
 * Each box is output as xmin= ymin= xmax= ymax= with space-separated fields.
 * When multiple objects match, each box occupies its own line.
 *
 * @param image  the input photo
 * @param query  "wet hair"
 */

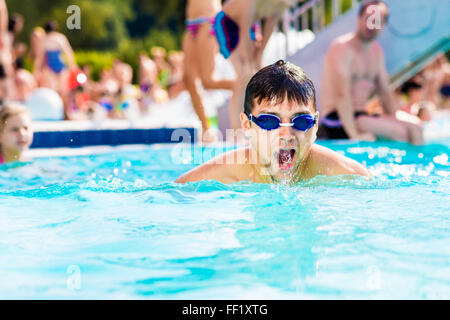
xmin=359 ymin=1 xmax=389 ymax=23
xmin=44 ymin=20 xmax=58 ymax=33
xmin=244 ymin=60 xmax=316 ymax=114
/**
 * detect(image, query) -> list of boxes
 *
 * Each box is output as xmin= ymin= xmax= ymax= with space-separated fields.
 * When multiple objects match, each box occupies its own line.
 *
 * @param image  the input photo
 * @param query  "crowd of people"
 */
xmin=1 ymin=0 xmax=450 ymax=167
xmin=0 ymin=0 xmax=189 ymax=124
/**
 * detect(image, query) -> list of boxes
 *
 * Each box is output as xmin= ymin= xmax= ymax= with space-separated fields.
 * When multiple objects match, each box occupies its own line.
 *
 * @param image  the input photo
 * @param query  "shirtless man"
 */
xmin=183 ymin=0 xmax=235 ymax=141
xmin=36 ymin=20 xmax=76 ymax=118
xmin=176 ymin=61 xmax=371 ymax=184
xmin=321 ymin=1 xmax=423 ymax=145
xmin=216 ymin=0 xmax=303 ymax=130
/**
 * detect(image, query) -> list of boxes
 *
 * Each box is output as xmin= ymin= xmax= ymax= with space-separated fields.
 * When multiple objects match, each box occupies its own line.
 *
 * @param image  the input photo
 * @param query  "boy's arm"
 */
xmin=175 ymin=161 xmax=236 ymax=184
xmin=307 ymin=144 xmax=373 ymax=178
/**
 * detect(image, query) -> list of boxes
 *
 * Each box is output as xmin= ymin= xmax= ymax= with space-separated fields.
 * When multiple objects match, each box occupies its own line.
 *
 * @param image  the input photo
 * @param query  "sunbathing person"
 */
xmin=176 ymin=61 xmax=371 ymax=184
xmin=0 ymin=104 xmax=33 ymax=164
xmin=321 ymin=1 xmax=424 ymax=145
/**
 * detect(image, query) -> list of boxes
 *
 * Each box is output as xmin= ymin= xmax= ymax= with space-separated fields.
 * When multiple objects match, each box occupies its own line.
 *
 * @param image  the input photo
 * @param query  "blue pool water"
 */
xmin=0 ymin=138 xmax=449 ymax=299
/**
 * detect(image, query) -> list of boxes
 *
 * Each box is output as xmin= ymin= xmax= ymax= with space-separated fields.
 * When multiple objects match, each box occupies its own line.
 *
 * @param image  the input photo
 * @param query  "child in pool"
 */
xmin=176 ymin=61 xmax=372 ymax=184
xmin=0 ymin=104 xmax=33 ymax=164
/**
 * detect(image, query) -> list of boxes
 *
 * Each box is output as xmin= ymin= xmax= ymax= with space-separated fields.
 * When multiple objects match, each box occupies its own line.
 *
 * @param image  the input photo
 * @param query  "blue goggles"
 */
xmin=245 ymin=112 xmax=318 ymax=131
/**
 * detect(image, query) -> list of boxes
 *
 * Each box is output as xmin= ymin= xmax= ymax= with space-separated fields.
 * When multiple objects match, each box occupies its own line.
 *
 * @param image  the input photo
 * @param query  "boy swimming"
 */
xmin=176 ymin=61 xmax=371 ymax=184
xmin=0 ymin=104 xmax=33 ymax=164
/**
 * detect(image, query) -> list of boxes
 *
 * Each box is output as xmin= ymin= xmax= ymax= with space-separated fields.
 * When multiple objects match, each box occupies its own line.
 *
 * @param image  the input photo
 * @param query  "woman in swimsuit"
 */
xmin=36 ymin=20 xmax=76 ymax=119
xmin=183 ymin=0 xmax=235 ymax=142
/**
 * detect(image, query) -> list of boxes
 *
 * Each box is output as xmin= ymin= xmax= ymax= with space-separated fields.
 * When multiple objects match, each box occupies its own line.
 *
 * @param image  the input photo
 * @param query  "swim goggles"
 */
xmin=245 ymin=112 xmax=318 ymax=131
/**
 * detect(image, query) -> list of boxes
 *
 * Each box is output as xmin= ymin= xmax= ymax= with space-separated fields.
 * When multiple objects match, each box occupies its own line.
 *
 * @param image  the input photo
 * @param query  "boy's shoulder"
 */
xmin=175 ymin=148 xmax=251 ymax=184
xmin=304 ymin=144 xmax=372 ymax=178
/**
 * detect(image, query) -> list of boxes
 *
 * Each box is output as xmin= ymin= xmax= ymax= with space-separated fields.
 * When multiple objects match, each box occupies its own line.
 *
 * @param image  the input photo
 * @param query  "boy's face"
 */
xmin=241 ymin=97 xmax=318 ymax=181
xmin=0 ymin=113 xmax=33 ymax=154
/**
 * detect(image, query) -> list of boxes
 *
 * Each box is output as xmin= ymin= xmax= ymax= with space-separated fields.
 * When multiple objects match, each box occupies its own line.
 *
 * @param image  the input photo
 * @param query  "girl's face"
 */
xmin=0 ymin=113 xmax=33 ymax=153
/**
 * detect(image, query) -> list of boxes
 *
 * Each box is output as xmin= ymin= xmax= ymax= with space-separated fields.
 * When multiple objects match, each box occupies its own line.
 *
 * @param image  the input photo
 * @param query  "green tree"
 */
xmin=7 ymin=0 xmax=134 ymax=50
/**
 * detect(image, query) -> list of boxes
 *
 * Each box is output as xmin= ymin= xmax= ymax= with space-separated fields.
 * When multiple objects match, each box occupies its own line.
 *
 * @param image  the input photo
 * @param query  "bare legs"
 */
xmin=183 ymin=22 xmax=234 ymax=141
xmin=355 ymin=114 xmax=424 ymax=145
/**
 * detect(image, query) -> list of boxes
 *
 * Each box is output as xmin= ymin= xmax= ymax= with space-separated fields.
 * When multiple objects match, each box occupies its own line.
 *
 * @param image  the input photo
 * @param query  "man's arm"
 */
xmin=253 ymin=14 xmax=280 ymax=69
xmin=237 ymin=0 xmax=257 ymax=70
xmin=327 ymin=43 xmax=362 ymax=139
xmin=375 ymin=44 xmax=397 ymax=115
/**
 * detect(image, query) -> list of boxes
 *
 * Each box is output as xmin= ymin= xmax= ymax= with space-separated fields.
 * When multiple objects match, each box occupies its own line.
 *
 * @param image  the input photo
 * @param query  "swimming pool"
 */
xmin=0 ymin=136 xmax=449 ymax=299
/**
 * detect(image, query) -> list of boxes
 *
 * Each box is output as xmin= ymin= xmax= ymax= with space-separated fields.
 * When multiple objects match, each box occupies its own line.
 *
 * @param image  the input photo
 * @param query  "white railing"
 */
xmin=282 ymin=0 xmax=361 ymax=56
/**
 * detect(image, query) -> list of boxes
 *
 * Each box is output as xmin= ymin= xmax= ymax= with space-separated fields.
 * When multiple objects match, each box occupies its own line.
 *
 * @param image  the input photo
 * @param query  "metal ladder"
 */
xmin=281 ymin=0 xmax=361 ymax=57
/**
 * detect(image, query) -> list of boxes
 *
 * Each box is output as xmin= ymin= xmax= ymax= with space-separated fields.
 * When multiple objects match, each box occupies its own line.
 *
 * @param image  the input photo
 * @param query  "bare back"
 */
xmin=186 ymin=0 xmax=222 ymax=19
xmin=321 ymin=33 xmax=382 ymax=116
xmin=43 ymin=32 xmax=67 ymax=51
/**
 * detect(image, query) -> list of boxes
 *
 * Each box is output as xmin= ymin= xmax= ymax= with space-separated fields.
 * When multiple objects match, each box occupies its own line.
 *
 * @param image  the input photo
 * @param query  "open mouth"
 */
xmin=277 ymin=149 xmax=296 ymax=171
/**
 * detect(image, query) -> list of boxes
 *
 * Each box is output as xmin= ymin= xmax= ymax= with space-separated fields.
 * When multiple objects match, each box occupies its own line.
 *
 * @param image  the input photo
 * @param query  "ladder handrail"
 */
xmin=282 ymin=0 xmax=361 ymax=56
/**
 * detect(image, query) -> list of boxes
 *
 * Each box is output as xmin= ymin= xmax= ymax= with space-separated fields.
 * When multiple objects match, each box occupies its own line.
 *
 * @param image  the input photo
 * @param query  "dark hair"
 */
xmin=8 ymin=13 xmax=23 ymax=33
xmin=244 ymin=60 xmax=316 ymax=114
xmin=44 ymin=20 xmax=58 ymax=33
xmin=359 ymin=1 xmax=389 ymax=23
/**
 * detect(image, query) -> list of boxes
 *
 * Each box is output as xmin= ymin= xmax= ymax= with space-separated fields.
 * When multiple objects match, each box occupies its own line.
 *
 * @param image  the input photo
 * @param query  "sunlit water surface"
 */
xmin=0 ymin=138 xmax=449 ymax=299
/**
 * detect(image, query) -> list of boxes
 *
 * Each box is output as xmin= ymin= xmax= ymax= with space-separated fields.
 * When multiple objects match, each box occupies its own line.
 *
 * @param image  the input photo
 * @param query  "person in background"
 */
xmin=29 ymin=27 xmax=46 ymax=86
xmin=8 ymin=13 xmax=26 ymax=70
xmin=167 ymin=51 xmax=186 ymax=99
xmin=422 ymin=54 xmax=450 ymax=109
xmin=0 ymin=104 xmax=33 ymax=164
xmin=183 ymin=0 xmax=235 ymax=142
xmin=398 ymin=73 xmax=434 ymax=122
xmin=35 ymin=20 xmax=76 ymax=119
xmin=0 ymin=0 xmax=14 ymax=104
xmin=14 ymin=68 xmax=37 ymax=102
xmin=151 ymin=46 xmax=170 ymax=90
xmin=6 ymin=14 xmax=38 ymax=104
xmin=213 ymin=0 xmax=303 ymax=131
xmin=320 ymin=1 xmax=423 ymax=145
xmin=138 ymin=52 xmax=169 ymax=114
